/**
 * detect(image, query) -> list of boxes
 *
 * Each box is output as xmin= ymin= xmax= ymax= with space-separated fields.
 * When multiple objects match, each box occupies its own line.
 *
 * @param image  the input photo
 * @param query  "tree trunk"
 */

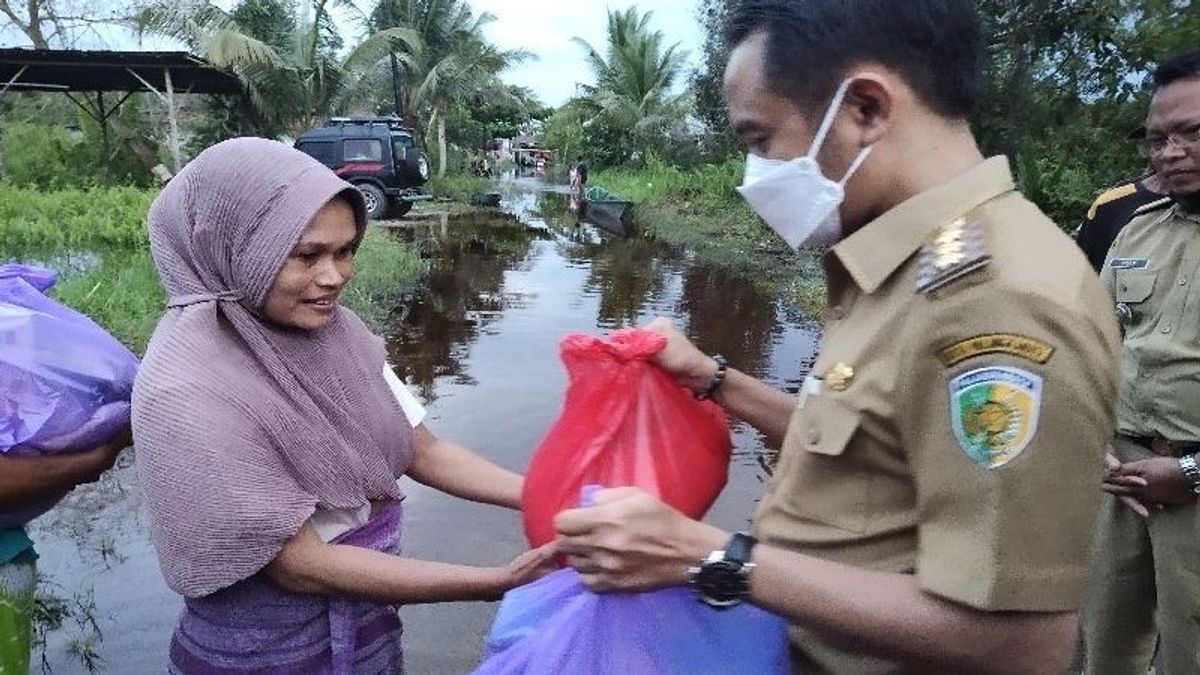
xmin=0 ymin=0 xmax=50 ymax=48
xmin=437 ymin=113 xmax=447 ymax=179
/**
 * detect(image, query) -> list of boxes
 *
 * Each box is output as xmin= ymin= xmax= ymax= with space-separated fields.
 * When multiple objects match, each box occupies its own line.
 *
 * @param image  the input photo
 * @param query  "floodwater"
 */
xmin=28 ymin=184 xmax=820 ymax=674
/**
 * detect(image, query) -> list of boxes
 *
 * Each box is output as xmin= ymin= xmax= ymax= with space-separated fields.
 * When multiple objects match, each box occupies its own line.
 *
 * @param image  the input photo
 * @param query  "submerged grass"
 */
xmin=592 ymin=159 xmax=828 ymax=317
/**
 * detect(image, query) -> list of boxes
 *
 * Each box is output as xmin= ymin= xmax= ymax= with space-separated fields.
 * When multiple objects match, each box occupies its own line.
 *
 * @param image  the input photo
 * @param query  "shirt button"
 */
xmin=1120 ymin=284 xmax=1128 ymax=292
xmin=1180 ymin=277 xmax=1188 ymax=286
xmin=806 ymin=428 xmax=821 ymax=446
xmin=1162 ymin=324 xmax=1172 ymax=334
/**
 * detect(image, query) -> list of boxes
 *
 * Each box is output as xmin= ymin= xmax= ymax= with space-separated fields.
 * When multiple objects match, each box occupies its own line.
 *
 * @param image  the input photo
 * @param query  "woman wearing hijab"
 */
xmin=133 ymin=138 xmax=554 ymax=674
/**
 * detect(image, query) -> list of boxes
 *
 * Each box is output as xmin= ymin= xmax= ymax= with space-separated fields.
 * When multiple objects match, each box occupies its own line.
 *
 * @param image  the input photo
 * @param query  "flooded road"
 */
xmin=29 ymin=186 xmax=820 ymax=674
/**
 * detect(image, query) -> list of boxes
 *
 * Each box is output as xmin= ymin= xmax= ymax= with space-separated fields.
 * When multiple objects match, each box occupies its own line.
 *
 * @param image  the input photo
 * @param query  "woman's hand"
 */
xmin=484 ymin=542 xmax=559 ymax=600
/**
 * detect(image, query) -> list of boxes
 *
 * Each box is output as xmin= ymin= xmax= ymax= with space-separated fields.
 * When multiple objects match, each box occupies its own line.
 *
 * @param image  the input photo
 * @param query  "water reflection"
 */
xmin=385 ymin=213 xmax=551 ymax=402
xmin=386 ymin=191 xmax=814 ymax=406
xmin=679 ymin=264 xmax=785 ymax=382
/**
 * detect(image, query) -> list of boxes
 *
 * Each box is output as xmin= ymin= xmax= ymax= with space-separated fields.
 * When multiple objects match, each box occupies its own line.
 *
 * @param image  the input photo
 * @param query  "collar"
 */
xmin=830 ymin=156 xmax=1015 ymax=294
xmin=1173 ymin=202 xmax=1200 ymax=224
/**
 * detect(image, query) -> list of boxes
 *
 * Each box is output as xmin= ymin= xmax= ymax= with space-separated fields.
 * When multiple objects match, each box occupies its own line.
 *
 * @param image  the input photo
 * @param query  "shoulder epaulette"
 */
xmin=916 ymin=218 xmax=991 ymax=294
xmin=1086 ymin=183 xmax=1138 ymax=220
xmin=1132 ymin=196 xmax=1174 ymax=217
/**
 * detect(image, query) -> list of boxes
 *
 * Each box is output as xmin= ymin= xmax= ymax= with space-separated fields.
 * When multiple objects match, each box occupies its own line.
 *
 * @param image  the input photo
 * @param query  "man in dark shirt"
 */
xmin=1076 ymin=171 xmax=1167 ymax=273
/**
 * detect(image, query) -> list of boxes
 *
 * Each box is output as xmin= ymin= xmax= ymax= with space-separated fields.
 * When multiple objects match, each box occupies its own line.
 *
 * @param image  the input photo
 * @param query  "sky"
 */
xmin=0 ymin=1 xmax=706 ymax=109
xmin=465 ymin=1 xmax=705 ymax=107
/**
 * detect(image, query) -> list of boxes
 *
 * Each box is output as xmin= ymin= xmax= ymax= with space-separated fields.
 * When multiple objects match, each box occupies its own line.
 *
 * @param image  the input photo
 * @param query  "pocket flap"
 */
xmin=1116 ymin=270 xmax=1156 ymax=303
xmin=797 ymin=394 xmax=862 ymax=456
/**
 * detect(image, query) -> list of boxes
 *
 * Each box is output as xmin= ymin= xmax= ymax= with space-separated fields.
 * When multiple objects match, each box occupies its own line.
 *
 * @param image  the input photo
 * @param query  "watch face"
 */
xmin=697 ymin=560 xmax=747 ymax=606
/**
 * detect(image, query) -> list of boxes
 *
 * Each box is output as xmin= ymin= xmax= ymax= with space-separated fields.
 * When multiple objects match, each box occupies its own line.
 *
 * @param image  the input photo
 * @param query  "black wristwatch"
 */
xmin=687 ymin=532 xmax=757 ymax=609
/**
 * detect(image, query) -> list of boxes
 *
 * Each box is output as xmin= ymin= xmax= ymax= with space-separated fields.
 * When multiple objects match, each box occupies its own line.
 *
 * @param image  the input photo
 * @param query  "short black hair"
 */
xmin=1153 ymin=51 xmax=1200 ymax=91
xmin=727 ymin=0 xmax=984 ymax=119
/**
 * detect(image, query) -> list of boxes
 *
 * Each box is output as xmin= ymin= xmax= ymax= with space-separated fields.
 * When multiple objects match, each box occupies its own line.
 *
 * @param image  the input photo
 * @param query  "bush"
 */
xmin=1 ymin=123 xmax=79 ymax=190
xmin=1 ymin=111 xmax=156 ymax=189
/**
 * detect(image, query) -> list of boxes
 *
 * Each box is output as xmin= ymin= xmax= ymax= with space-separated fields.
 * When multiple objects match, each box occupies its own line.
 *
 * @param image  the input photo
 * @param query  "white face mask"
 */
xmin=736 ymin=79 xmax=874 ymax=249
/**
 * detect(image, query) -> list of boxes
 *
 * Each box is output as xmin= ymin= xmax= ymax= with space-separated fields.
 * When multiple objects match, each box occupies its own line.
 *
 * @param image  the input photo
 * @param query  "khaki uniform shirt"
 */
xmin=1100 ymin=202 xmax=1200 ymax=438
xmin=753 ymin=157 xmax=1121 ymax=675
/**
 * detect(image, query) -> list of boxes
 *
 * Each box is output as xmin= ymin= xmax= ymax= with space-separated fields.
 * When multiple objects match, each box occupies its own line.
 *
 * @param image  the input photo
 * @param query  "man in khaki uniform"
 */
xmin=1084 ymin=51 xmax=1200 ymax=675
xmin=554 ymin=1 xmax=1120 ymax=673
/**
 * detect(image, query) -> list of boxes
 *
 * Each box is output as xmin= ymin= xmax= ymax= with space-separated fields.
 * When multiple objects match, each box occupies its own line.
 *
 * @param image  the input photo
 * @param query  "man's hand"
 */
xmin=73 ymin=428 xmax=130 ymax=483
xmin=554 ymin=487 xmax=727 ymax=593
xmin=1103 ymin=452 xmax=1151 ymax=517
xmin=644 ymin=318 xmax=719 ymax=392
xmin=0 ymin=425 xmax=131 ymax=510
xmin=1106 ymin=455 xmax=1196 ymax=509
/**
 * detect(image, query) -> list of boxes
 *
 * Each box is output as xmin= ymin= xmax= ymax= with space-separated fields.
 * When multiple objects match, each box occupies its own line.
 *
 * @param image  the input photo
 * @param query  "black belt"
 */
xmin=1122 ymin=435 xmax=1200 ymax=458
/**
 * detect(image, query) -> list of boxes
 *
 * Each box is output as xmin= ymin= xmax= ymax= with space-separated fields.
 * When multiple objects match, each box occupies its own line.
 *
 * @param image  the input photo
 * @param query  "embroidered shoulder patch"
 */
xmin=938 ymin=334 xmax=1055 ymax=367
xmin=949 ymin=366 xmax=1043 ymax=469
xmin=917 ymin=218 xmax=991 ymax=294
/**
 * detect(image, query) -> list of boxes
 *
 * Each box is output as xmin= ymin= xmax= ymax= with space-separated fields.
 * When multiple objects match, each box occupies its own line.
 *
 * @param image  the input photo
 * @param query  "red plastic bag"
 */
xmin=522 ymin=329 xmax=732 ymax=549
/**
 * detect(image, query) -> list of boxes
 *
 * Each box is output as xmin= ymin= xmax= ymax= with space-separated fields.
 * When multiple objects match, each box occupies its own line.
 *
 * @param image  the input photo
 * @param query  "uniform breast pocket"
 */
xmin=777 ymin=393 xmax=870 ymax=533
xmin=1115 ymin=269 xmax=1157 ymax=304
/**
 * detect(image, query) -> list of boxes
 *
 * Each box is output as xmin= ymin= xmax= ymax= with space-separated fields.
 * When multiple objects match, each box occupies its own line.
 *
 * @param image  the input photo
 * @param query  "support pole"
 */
xmin=97 ymin=91 xmax=111 ymax=184
xmin=0 ymin=65 xmax=28 ymax=100
xmin=165 ymin=68 xmax=180 ymax=173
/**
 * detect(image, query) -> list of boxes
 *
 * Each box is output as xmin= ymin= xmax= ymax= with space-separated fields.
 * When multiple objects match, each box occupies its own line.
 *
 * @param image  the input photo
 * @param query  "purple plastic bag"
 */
xmin=0 ymin=264 xmax=139 ymax=523
xmin=475 ymin=486 xmax=789 ymax=674
xmin=474 ymin=569 xmax=789 ymax=675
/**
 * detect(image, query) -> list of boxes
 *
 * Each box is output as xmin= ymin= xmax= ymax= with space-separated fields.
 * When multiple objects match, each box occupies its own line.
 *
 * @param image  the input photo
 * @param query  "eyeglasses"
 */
xmin=1139 ymin=122 xmax=1200 ymax=157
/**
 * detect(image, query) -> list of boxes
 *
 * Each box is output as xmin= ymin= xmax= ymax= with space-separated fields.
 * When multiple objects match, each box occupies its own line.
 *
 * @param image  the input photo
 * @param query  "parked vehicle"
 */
xmin=295 ymin=117 xmax=431 ymax=219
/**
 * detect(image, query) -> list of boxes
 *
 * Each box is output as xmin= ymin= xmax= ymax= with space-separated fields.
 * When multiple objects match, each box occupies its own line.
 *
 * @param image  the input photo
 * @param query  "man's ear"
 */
xmin=843 ymin=74 xmax=893 ymax=147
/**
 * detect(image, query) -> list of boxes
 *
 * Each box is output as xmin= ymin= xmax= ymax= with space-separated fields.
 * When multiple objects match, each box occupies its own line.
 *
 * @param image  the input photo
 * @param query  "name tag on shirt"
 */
xmin=1109 ymin=258 xmax=1150 ymax=270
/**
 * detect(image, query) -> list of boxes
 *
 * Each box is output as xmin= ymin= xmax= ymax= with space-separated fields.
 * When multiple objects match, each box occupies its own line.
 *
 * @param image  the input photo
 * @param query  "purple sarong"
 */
xmin=169 ymin=503 xmax=405 ymax=675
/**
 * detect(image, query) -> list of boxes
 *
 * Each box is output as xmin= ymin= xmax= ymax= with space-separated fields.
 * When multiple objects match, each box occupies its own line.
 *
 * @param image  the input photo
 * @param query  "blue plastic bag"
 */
xmin=475 ymin=486 xmax=789 ymax=674
xmin=0 ymin=263 xmax=138 ymax=456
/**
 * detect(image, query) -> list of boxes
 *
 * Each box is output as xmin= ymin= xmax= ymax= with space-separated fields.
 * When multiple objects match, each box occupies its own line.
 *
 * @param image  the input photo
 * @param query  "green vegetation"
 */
xmin=550 ymin=0 xmax=1200 ymax=228
xmin=341 ymin=227 xmax=428 ymax=332
xmin=425 ymin=173 xmax=496 ymax=199
xmin=0 ymin=184 xmax=156 ymax=248
xmin=50 ymin=250 xmax=166 ymax=352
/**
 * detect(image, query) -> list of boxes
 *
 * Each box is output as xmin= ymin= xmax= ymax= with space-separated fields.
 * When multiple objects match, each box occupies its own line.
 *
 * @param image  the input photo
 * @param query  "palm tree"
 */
xmin=371 ymin=0 xmax=530 ymax=177
xmin=135 ymin=0 xmax=421 ymax=135
xmin=572 ymin=7 xmax=688 ymax=164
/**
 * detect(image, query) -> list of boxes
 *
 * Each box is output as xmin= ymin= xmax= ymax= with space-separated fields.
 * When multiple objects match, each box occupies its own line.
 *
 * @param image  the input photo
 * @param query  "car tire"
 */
xmin=387 ymin=200 xmax=414 ymax=219
xmin=356 ymin=183 xmax=387 ymax=220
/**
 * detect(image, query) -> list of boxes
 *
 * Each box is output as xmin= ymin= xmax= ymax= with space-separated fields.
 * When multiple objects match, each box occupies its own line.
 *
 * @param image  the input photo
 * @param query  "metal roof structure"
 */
xmin=0 ymin=48 xmax=241 ymax=96
xmin=0 ymin=49 xmax=243 ymax=176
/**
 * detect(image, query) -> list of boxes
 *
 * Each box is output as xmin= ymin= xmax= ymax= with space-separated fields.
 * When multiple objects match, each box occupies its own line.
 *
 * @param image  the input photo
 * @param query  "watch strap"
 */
xmin=725 ymin=532 xmax=757 ymax=565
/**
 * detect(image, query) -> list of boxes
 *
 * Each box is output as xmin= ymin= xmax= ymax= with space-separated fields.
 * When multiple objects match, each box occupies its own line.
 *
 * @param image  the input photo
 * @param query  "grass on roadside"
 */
xmin=425 ymin=174 xmax=495 ymax=199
